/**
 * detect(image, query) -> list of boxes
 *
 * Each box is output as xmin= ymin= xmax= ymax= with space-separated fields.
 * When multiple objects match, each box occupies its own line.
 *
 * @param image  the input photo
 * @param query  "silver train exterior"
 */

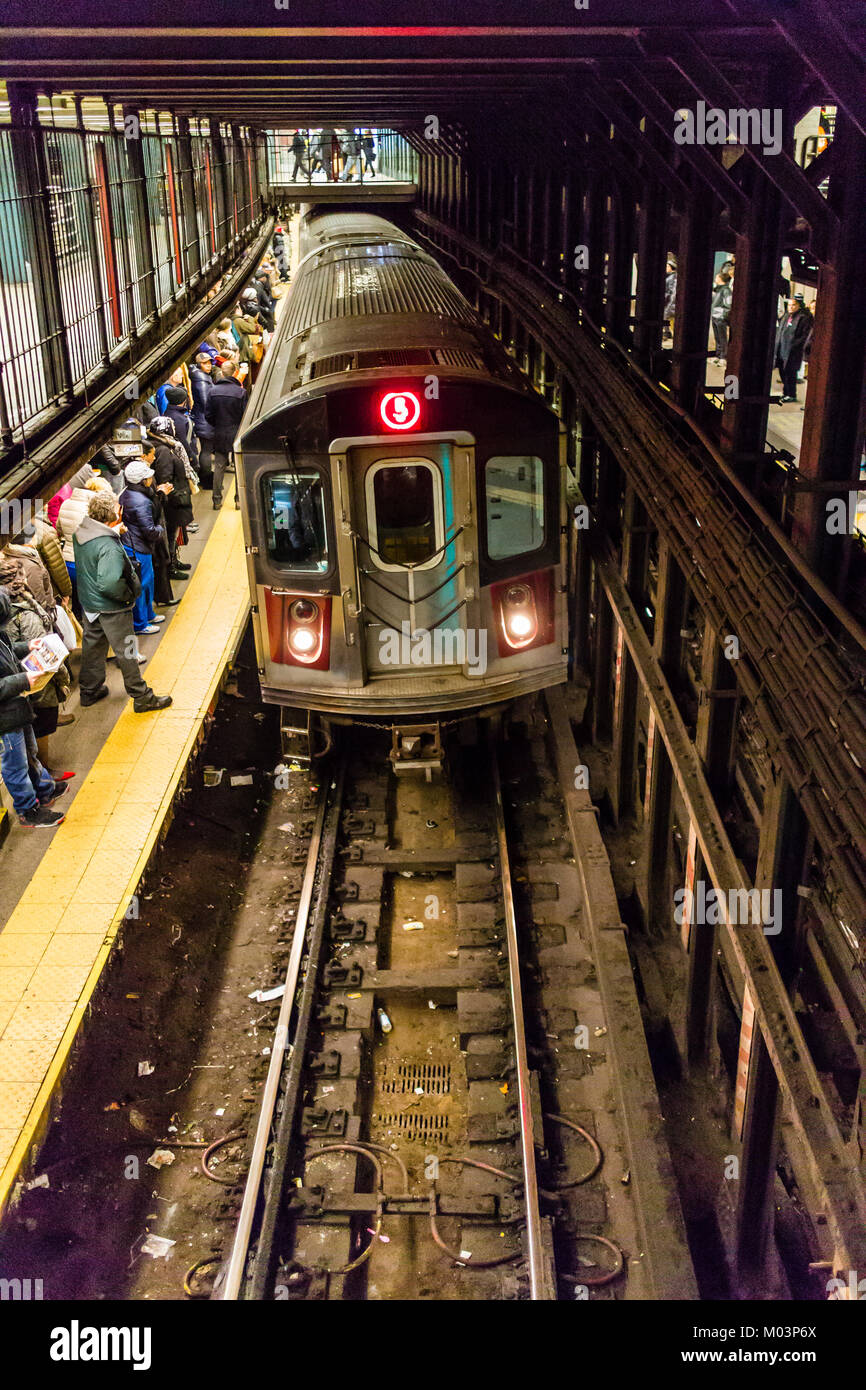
xmin=236 ymin=210 xmax=567 ymax=720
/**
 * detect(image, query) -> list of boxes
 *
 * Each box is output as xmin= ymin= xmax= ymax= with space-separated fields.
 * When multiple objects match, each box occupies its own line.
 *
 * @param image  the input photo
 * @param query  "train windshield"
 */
xmin=263 ymin=470 xmax=329 ymax=571
xmin=484 ymin=455 xmax=545 ymax=560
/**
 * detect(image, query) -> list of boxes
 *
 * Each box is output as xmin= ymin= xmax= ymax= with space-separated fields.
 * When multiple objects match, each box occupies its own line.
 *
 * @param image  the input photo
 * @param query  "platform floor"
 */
xmin=0 ymin=505 xmax=250 ymax=1218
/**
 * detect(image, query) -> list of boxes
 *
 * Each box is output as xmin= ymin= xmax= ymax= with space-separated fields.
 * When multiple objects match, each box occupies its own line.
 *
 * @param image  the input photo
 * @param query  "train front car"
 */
xmin=236 ymin=211 xmax=567 ymax=758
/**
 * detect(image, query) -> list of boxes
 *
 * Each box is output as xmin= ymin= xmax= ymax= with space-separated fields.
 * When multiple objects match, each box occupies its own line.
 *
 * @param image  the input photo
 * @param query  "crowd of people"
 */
xmin=0 ymin=236 xmax=288 ymax=830
xmin=285 ymin=128 xmax=377 ymax=182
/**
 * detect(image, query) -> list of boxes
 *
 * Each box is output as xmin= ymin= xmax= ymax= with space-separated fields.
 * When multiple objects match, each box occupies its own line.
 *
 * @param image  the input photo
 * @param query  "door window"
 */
xmin=366 ymin=459 xmax=444 ymax=570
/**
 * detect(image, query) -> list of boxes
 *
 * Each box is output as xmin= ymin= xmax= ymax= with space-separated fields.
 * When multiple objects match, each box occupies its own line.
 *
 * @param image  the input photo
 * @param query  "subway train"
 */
xmin=236 ymin=210 xmax=567 ymax=758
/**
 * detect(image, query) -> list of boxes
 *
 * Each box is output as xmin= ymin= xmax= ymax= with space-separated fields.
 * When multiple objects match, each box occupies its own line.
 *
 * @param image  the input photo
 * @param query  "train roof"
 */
xmin=243 ymin=211 xmax=533 ymax=436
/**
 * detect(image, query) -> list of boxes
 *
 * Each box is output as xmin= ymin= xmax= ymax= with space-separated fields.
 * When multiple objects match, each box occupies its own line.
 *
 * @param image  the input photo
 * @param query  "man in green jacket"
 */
xmin=74 ymin=491 xmax=172 ymax=714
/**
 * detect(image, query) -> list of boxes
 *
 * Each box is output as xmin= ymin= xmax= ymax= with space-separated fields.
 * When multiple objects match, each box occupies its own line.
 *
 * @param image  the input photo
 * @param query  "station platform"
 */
xmin=0 ymin=506 xmax=250 ymax=1220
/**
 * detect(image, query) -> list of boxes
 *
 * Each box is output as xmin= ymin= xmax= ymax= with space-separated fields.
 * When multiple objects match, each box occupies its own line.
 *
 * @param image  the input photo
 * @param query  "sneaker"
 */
xmin=80 ymin=684 xmax=109 ymax=707
xmin=20 ymin=805 xmax=65 ymax=829
xmin=213 ymin=502 xmax=222 ymax=511
xmin=133 ymin=693 xmax=173 ymax=714
xmin=152 ymin=615 xmax=166 ymax=624
xmin=47 ymin=770 xmax=76 ymax=782
xmin=156 ymin=598 xmax=181 ymax=607
xmin=39 ymin=781 xmax=69 ymax=808
xmin=137 ymin=624 xmax=161 ymax=635
xmin=169 ymin=569 xmax=189 ymax=581
xmin=187 ymin=523 xmax=200 ymax=533
xmin=174 ymin=560 xmax=192 ymax=571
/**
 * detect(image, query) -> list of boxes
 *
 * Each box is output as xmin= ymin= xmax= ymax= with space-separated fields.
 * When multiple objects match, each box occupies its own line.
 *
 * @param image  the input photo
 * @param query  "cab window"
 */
xmin=366 ymin=459 xmax=444 ymax=570
xmin=484 ymin=455 xmax=545 ymax=560
xmin=263 ymin=470 xmax=328 ymax=571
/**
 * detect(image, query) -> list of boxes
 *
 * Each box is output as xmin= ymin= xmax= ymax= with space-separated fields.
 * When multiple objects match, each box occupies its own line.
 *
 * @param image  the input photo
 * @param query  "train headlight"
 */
xmin=290 ymin=626 xmax=317 ymax=654
xmin=500 ymin=582 xmax=538 ymax=649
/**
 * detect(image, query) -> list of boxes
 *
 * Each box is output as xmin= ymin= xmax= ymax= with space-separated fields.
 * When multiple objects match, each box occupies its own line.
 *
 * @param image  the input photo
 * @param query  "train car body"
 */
xmin=237 ymin=211 xmax=567 ymax=727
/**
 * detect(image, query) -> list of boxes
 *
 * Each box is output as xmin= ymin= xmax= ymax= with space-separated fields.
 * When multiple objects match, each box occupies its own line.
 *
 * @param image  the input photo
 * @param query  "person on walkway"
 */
xmin=74 ymin=491 xmax=172 ymax=714
xmin=189 ymin=353 xmax=215 ymax=488
xmin=340 ymin=130 xmax=363 ymax=182
xmin=290 ymin=130 xmax=309 ymax=181
xmin=0 ymin=553 xmax=73 ymax=766
xmin=775 ymin=293 xmax=814 ymax=403
xmin=119 ymin=460 xmax=168 ymax=639
xmin=147 ymin=417 xmax=194 ymax=580
xmin=205 ymin=365 xmax=247 ymax=511
xmin=710 ymin=268 xmax=733 ymax=364
xmin=0 ymin=585 xmax=69 ymax=828
xmin=361 ymin=130 xmax=376 ymax=177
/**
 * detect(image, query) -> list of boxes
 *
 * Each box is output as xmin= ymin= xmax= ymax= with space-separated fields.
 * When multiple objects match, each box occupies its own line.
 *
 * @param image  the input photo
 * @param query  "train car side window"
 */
xmin=263 ymin=470 xmax=329 ymax=572
xmin=484 ymin=456 xmax=545 ymax=560
xmin=366 ymin=459 xmax=445 ymax=571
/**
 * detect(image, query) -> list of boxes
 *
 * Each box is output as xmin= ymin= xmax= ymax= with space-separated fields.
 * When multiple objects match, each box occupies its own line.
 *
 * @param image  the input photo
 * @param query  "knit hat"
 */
xmin=125 ymin=460 xmax=155 ymax=485
xmin=165 ymin=387 xmax=188 ymax=406
xmin=0 ymin=554 xmax=27 ymax=597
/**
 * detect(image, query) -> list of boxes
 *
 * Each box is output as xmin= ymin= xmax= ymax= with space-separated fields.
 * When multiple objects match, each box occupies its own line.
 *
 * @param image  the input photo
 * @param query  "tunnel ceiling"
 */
xmin=1 ymin=1 xmax=865 ymax=141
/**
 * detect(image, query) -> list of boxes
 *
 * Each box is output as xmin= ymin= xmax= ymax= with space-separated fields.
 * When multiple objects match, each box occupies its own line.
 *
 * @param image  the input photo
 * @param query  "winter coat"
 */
xmin=3 ymin=591 xmax=70 ymax=708
xmin=72 ymin=515 xmax=140 ymax=613
xmin=663 ymin=270 xmax=677 ymax=320
xmin=46 ymin=463 xmax=94 ymax=527
xmin=775 ymin=307 xmax=814 ymax=366
xmin=152 ymin=442 xmax=194 ymax=528
xmin=0 ymin=626 xmax=32 ymax=735
xmin=711 ymin=281 xmax=733 ymax=323
xmin=91 ymin=443 xmax=122 ymax=477
xmin=205 ymin=378 xmax=248 ymax=452
xmin=165 ymin=404 xmax=197 ymax=465
xmin=56 ymin=489 xmax=93 ymax=548
xmin=189 ymin=365 xmax=215 ymax=438
xmin=30 ymin=517 xmax=72 ymax=599
xmin=119 ymin=482 xmax=165 ymax=556
xmin=230 ymin=313 xmax=261 ymax=366
xmin=5 ymin=543 xmax=55 ymax=614
xmin=250 ymin=281 xmax=275 ymax=331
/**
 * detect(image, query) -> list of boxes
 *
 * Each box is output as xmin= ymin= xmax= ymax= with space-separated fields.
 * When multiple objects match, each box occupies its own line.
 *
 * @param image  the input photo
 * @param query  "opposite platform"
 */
xmin=0 ymin=506 xmax=250 ymax=1219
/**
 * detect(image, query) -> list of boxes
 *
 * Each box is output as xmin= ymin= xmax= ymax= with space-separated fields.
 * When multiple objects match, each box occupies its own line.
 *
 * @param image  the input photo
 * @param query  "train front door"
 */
xmin=347 ymin=441 xmax=467 ymax=676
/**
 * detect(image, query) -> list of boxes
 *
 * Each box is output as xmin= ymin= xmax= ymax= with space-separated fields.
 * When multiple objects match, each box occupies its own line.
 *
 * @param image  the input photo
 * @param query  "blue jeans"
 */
xmin=1 ymin=724 xmax=55 ymax=815
xmin=124 ymin=549 xmax=155 ymax=632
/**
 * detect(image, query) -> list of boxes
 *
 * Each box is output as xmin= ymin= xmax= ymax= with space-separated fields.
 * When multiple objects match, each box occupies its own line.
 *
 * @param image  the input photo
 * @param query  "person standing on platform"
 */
xmin=775 ymin=293 xmax=814 ymax=403
xmin=206 ymin=365 xmax=247 ymax=512
xmin=147 ymin=417 xmax=194 ymax=580
xmin=0 ymin=585 xmax=69 ymax=828
xmin=0 ymin=554 xmax=73 ymax=766
xmin=138 ymin=443 xmax=179 ymax=611
xmin=119 ymin=460 xmax=167 ymax=639
xmin=74 ymin=491 xmax=172 ymax=714
xmin=190 ymin=352 xmax=215 ymax=489
xmin=710 ymin=268 xmax=733 ymax=365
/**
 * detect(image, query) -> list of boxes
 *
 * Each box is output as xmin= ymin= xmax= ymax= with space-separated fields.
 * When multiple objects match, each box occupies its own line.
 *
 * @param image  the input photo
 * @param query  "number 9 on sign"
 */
xmin=380 ymin=390 xmax=421 ymax=430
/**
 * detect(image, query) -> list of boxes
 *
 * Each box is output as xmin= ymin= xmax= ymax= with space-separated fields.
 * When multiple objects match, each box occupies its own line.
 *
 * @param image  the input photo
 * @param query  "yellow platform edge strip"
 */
xmin=0 ymin=508 xmax=251 ymax=1219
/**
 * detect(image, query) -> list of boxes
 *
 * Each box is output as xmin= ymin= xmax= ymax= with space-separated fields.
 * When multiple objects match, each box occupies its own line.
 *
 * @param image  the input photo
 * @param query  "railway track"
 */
xmin=214 ymin=721 xmax=629 ymax=1301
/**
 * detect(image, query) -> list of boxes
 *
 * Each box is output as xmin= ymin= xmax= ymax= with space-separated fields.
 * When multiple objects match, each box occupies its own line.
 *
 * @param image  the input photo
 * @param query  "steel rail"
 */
xmin=489 ymin=737 xmax=548 ymax=1299
xmin=219 ymin=768 xmax=337 ymax=1301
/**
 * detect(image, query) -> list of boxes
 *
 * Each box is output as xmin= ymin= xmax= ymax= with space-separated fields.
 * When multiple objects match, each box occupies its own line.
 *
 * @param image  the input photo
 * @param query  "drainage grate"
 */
xmin=374 ymin=1112 xmax=450 ymax=1143
xmin=381 ymin=1060 xmax=452 ymax=1096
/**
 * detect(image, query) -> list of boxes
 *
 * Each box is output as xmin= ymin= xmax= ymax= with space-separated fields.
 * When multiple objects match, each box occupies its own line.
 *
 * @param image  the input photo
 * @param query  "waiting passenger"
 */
xmin=19 ymin=513 xmax=73 ymax=607
xmin=710 ymin=269 xmax=733 ymax=365
xmin=74 ymin=491 xmax=172 ymax=714
xmin=189 ymin=353 xmax=215 ymax=488
xmin=147 ymin=418 xmax=194 ymax=580
xmin=47 ymin=462 xmax=94 ymax=529
xmin=205 ymin=365 xmax=247 ymax=512
xmin=156 ymin=367 xmax=185 ymax=416
xmin=120 ymin=460 xmax=168 ymax=639
xmin=165 ymin=386 xmax=198 ymax=470
xmin=0 ymin=584 xmax=70 ymax=829
xmin=139 ymin=442 xmax=179 ymax=610
xmin=0 ymin=554 xmax=73 ymax=764
xmin=250 ymin=273 xmax=276 ymax=332
xmin=775 ymin=293 xmax=814 ymax=404
xmin=90 ymin=442 xmax=125 ymax=496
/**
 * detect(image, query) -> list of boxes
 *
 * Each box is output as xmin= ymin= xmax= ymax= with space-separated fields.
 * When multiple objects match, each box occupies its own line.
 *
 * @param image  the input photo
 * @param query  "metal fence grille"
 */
xmin=0 ymin=95 xmax=265 ymax=467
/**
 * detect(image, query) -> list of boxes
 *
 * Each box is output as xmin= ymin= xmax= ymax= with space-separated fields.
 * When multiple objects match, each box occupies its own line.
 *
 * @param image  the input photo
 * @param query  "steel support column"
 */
xmin=642 ymin=540 xmax=687 ymax=929
xmin=672 ymin=177 xmax=718 ymax=415
xmin=792 ymin=114 xmax=866 ymax=590
xmin=611 ymin=486 xmax=648 ymax=822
